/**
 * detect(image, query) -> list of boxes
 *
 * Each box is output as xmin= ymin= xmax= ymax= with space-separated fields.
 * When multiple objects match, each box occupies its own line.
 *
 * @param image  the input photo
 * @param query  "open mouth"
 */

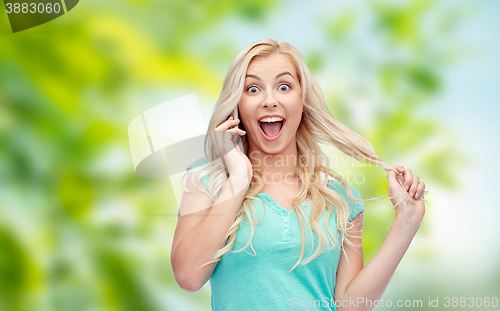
xmin=258 ymin=117 xmax=285 ymax=140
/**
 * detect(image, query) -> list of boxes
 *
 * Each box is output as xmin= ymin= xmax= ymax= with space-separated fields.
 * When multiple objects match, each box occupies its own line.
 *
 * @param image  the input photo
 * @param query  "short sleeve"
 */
xmin=186 ymin=157 xmax=211 ymax=190
xmin=327 ymin=179 xmax=366 ymax=222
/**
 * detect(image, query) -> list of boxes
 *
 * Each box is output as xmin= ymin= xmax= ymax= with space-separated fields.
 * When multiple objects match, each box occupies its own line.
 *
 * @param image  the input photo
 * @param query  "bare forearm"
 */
xmin=171 ymin=177 xmax=248 ymax=288
xmin=337 ymin=216 xmax=421 ymax=311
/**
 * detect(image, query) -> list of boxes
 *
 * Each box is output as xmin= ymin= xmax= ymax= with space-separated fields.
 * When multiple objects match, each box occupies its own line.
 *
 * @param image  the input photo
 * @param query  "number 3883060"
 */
xmin=5 ymin=3 xmax=62 ymax=14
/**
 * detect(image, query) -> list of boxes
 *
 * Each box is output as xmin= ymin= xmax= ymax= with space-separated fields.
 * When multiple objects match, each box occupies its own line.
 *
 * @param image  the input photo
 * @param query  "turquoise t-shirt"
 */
xmin=186 ymin=159 xmax=366 ymax=311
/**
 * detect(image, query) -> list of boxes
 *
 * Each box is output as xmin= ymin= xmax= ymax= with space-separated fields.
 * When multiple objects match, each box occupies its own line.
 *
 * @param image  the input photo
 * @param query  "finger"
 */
xmin=215 ymin=120 xmax=240 ymax=132
xmin=230 ymin=129 xmax=240 ymax=145
xmin=409 ymin=175 xmax=419 ymax=198
xmin=212 ymin=128 xmax=237 ymax=150
xmin=403 ymin=168 xmax=413 ymax=191
xmin=415 ymin=181 xmax=425 ymax=199
xmin=215 ymin=118 xmax=240 ymax=131
xmin=223 ymin=129 xmax=243 ymax=147
xmin=395 ymin=165 xmax=405 ymax=175
xmin=229 ymin=122 xmax=245 ymax=132
xmin=227 ymin=116 xmax=236 ymax=129
xmin=388 ymin=169 xmax=407 ymax=190
xmin=235 ymin=132 xmax=245 ymax=154
xmin=225 ymin=127 xmax=246 ymax=136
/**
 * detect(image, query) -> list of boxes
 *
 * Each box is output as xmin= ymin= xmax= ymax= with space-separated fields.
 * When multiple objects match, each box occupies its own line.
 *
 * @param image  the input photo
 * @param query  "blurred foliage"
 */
xmin=0 ymin=0 xmax=473 ymax=310
xmin=320 ymin=0 xmax=470 ymax=263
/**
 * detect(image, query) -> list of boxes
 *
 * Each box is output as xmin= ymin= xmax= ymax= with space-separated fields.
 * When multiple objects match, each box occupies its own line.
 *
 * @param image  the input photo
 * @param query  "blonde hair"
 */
xmin=185 ymin=39 xmax=425 ymax=272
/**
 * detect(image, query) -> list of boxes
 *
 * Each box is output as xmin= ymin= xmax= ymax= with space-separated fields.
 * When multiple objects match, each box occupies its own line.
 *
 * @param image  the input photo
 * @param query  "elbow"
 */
xmin=174 ymin=273 xmax=203 ymax=292
xmin=171 ymin=260 xmax=203 ymax=292
xmin=171 ymin=252 xmax=209 ymax=292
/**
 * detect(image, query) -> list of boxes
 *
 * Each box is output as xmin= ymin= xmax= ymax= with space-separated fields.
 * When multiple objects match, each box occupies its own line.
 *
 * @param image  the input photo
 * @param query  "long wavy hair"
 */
xmin=184 ymin=39 xmax=424 ymax=272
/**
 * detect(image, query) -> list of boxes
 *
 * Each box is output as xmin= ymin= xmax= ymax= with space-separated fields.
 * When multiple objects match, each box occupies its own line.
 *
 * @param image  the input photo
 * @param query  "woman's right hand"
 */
xmin=210 ymin=116 xmax=252 ymax=189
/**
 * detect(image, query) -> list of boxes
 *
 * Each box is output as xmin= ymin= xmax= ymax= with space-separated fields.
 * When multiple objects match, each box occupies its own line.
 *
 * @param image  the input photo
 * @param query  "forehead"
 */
xmin=246 ymin=53 xmax=297 ymax=77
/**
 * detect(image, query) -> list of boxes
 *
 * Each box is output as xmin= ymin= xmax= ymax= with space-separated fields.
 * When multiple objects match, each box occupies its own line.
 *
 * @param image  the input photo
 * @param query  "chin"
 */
xmin=259 ymin=138 xmax=290 ymax=155
xmin=260 ymin=146 xmax=284 ymax=155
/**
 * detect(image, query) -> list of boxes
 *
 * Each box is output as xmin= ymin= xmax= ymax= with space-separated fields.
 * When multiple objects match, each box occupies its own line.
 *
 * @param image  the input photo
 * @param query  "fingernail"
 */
xmin=415 ymin=192 xmax=419 ymax=198
xmin=409 ymin=192 xmax=413 ymax=197
xmin=405 ymin=185 xmax=409 ymax=190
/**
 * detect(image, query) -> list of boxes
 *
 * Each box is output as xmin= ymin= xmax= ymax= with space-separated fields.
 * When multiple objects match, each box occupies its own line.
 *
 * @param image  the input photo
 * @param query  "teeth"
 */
xmin=259 ymin=117 xmax=284 ymax=122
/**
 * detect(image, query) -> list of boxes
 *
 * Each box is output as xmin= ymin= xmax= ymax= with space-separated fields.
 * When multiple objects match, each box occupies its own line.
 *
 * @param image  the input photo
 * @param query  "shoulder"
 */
xmin=327 ymin=179 xmax=363 ymax=201
xmin=186 ymin=157 xmax=209 ymax=171
xmin=327 ymin=179 xmax=365 ymax=222
xmin=186 ymin=157 xmax=213 ymax=190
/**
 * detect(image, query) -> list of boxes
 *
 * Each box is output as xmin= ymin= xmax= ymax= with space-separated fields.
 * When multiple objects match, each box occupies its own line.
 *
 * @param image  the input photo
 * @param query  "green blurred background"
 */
xmin=1 ymin=0 xmax=499 ymax=310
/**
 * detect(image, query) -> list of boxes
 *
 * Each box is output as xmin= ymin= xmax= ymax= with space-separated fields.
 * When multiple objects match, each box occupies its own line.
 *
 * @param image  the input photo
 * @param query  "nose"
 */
xmin=261 ymin=90 xmax=278 ymax=108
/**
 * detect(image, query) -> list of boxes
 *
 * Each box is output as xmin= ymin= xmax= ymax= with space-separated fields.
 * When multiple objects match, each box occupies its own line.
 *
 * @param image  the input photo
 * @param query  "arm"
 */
xmin=334 ymin=166 xmax=426 ymax=311
xmin=171 ymin=172 xmax=249 ymax=292
xmin=171 ymin=117 xmax=251 ymax=293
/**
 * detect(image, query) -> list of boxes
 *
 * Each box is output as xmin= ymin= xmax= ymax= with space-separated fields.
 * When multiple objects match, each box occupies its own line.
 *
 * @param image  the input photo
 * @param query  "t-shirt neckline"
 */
xmin=256 ymin=192 xmax=312 ymax=214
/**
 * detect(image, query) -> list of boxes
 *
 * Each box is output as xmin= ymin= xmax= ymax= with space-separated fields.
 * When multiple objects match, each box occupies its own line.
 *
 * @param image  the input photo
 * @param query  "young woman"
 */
xmin=170 ymin=39 xmax=426 ymax=311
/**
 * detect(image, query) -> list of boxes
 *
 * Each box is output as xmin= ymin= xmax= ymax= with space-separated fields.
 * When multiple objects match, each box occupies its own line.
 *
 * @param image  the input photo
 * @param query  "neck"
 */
xmin=247 ymin=143 xmax=300 ymax=183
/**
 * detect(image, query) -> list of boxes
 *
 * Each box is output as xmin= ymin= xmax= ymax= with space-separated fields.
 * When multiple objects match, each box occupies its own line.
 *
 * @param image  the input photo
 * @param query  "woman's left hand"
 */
xmin=387 ymin=165 xmax=426 ymax=223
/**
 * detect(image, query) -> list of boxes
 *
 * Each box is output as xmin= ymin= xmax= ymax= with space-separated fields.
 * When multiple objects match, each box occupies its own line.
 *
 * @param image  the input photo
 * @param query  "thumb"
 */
xmin=388 ymin=170 xmax=407 ymax=197
xmin=387 ymin=170 xmax=399 ymax=186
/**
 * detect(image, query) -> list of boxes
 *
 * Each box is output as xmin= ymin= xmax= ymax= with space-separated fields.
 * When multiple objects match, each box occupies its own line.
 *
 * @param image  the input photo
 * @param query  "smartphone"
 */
xmin=231 ymin=106 xmax=239 ymax=129
xmin=231 ymin=106 xmax=244 ymax=151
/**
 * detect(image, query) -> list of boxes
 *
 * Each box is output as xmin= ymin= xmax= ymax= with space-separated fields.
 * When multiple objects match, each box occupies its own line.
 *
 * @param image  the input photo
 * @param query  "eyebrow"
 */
xmin=245 ymin=71 xmax=294 ymax=81
xmin=275 ymin=71 xmax=294 ymax=79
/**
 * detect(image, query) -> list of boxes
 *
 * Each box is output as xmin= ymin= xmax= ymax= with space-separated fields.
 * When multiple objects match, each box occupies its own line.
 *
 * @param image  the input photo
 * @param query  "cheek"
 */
xmin=238 ymin=100 xmax=255 ymax=122
xmin=237 ymin=109 xmax=252 ymax=131
xmin=240 ymin=118 xmax=250 ymax=133
xmin=288 ymin=101 xmax=304 ymax=119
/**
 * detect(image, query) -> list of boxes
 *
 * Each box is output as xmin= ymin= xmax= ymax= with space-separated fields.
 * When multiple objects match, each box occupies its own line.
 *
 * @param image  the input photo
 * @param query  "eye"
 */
xmin=247 ymin=86 xmax=259 ymax=93
xmin=279 ymin=84 xmax=290 ymax=91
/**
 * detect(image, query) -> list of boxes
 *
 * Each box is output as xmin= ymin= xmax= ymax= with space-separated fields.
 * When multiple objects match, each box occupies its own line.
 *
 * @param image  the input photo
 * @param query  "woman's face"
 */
xmin=238 ymin=53 xmax=304 ymax=156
